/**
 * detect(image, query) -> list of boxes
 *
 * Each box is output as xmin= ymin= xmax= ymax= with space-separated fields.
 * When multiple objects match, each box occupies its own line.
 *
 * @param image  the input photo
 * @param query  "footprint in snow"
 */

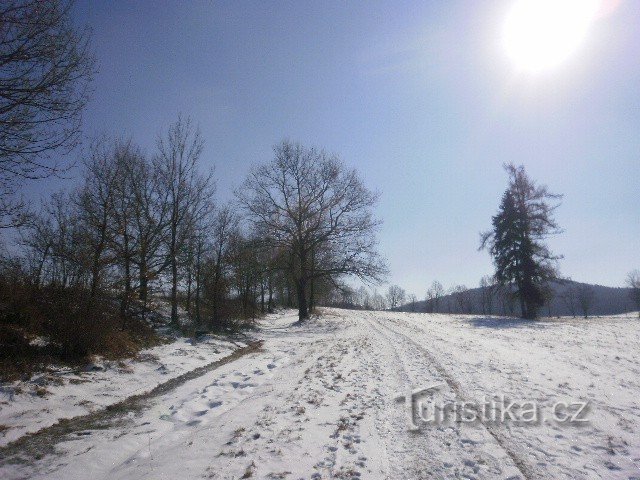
xmin=231 ymin=381 xmax=255 ymax=389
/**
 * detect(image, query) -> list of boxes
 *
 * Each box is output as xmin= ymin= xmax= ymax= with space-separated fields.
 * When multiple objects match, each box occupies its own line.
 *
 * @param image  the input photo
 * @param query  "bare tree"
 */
xmin=127 ymin=149 xmax=170 ymax=310
xmin=108 ymin=140 xmax=142 ymax=323
xmin=452 ymin=284 xmax=472 ymax=314
xmin=386 ymin=284 xmax=406 ymax=309
xmin=479 ymin=275 xmax=497 ymax=315
xmin=0 ymin=0 xmax=94 ymax=226
xmin=425 ymin=280 xmax=444 ymax=313
xmin=627 ymin=270 xmax=640 ymax=317
xmin=75 ymin=140 xmax=122 ymax=297
xmin=156 ymin=116 xmax=213 ymax=325
xmin=204 ymin=206 xmax=238 ymax=325
xmin=408 ymin=293 xmax=418 ymax=312
xmin=371 ymin=290 xmax=386 ymax=311
xmin=21 ymin=191 xmax=78 ymax=287
xmin=237 ymin=141 xmax=387 ymax=321
xmin=577 ymin=284 xmax=595 ymax=319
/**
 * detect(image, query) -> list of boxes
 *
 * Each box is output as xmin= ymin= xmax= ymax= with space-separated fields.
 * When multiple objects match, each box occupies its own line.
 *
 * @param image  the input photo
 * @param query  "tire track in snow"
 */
xmin=370 ymin=315 xmax=536 ymax=480
xmin=360 ymin=314 xmax=442 ymax=478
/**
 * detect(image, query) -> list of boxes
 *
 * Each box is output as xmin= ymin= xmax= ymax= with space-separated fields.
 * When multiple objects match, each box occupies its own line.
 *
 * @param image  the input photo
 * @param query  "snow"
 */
xmin=2 ymin=309 xmax=640 ymax=479
xmin=0 ymin=334 xmax=243 ymax=447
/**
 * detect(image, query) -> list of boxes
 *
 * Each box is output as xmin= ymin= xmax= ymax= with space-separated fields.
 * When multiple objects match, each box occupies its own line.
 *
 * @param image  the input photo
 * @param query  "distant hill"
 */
xmin=398 ymin=280 xmax=636 ymax=317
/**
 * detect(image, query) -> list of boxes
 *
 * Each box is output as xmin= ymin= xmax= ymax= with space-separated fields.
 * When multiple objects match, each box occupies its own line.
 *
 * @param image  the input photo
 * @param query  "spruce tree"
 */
xmin=481 ymin=164 xmax=562 ymax=319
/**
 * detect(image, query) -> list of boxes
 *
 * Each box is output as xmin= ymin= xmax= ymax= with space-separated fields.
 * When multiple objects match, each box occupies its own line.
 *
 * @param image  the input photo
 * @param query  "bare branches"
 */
xmin=155 ymin=116 xmax=213 ymax=325
xmin=237 ymin=140 xmax=387 ymax=320
xmin=0 ymin=0 xmax=94 ymax=224
xmin=627 ymin=270 xmax=640 ymax=316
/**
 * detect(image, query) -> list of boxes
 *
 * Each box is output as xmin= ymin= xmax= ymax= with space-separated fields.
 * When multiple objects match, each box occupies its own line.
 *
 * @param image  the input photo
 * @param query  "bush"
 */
xmin=0 ymin=277 xmax=159 ymax=379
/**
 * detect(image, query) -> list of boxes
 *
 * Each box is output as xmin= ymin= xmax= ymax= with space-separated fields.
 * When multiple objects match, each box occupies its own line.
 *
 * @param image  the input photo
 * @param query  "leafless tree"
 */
xmin=452 ymin=284 xmax=473 ymax=314
xmin=358 ymin=286 xmax=371 ymax=310
xmin=21 ymin=191 xmax=77 ymax=287
xmin=626 ymin=270 xmax=640 ymax=317
xmin=0 ymin=0 xmax=94 ymax=226
xmin=577 ymin=284 xmax=595 ymax=318
xmin=156 ymin=116 xmax=213 ymax=325
xmin=479 ymin=275 xmax=497 ymax=315
xmin=75 ymin=139 xmax=122 ymax=297
xmin=371 ymin=290 xmax=386 ymax=311
xmin=237 ymin=140 xmax=387 ymax=321
xmin=386 ymin=284 xmax=406 ymax=309
xmin=407 ymin=293 xmax=418 ymax=312
xmin=203 ymin=206 xmax=238 ymax=325
xmin=425 ymin=280 xmax=444 ymax=313
xmin=126 ymin=149 xmax=170 ymax=310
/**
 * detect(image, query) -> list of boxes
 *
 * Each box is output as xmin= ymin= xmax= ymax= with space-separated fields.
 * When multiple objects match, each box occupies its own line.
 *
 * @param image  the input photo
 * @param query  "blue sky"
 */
xmin=59 ymin=0 xmax=640 ymax=295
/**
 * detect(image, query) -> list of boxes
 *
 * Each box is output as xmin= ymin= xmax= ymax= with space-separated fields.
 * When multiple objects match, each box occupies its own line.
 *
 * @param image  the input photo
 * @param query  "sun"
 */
xmin=503 ymin=0 xmax=601 ymax=72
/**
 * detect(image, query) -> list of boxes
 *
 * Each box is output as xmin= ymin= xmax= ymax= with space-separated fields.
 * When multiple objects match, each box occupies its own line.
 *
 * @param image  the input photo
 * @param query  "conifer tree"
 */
xmin=481 ymin=164 xmax=562 ymax=319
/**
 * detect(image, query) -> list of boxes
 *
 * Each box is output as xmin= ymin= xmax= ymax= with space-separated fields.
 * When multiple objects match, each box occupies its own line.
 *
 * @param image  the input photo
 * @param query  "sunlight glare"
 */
xmin=504 ymin=0 xmax=601 ymax=72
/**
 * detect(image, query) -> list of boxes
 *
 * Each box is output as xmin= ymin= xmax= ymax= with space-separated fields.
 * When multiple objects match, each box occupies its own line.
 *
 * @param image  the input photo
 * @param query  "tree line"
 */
xmin=2 ymin=125 xmax=388 ymax=349
xmin=0 ymin=1 xmax=388 ymax=368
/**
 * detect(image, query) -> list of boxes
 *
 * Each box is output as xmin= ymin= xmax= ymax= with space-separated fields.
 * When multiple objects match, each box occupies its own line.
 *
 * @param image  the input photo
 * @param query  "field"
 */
xmin=1 ymin=309 xmax=640 ymax=480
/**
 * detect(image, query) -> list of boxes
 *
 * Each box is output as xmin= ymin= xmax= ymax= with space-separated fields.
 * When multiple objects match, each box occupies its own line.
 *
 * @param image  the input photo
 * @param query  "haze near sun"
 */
xmin=503 ymin=0 xmax=602 ymax=72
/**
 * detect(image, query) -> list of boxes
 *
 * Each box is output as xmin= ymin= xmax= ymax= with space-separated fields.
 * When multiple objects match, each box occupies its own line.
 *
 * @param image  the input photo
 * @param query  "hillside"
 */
xmin=400 ymin=280 xmax=635 ymax=317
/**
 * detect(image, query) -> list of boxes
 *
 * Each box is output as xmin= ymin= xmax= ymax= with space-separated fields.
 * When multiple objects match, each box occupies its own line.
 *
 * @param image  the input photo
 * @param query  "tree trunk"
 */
xmin=518 ymin=293 xmax=527 ymax=319
xmin=267 ymin=275 xmax=274 ymax=313
xmin=296 ymin=277 xmax=309 ymax=321
xmin=212 ymin=258 xmax=222 ymax=326
xmin=195 ymin=242 xmax=202 ymax=325
xmin=171 ymin=255 xmax=178 ymax=326
xmin=308 ymin=247 xmax=315 ymax=314
xmin=121 ymin=248 xmax=131 ymax=329
xmin=185 ymin=264 xmax=192 ymax=314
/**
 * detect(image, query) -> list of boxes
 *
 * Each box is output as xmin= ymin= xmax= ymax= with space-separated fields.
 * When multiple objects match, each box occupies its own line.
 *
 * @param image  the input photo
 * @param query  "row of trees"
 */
xmin=6 ymin=132 xmax=389 ymax=333
xmin=15 ymin=119 xmax=241 ymax=329
xmin=0 ymin=2 xmax=388 ymax=338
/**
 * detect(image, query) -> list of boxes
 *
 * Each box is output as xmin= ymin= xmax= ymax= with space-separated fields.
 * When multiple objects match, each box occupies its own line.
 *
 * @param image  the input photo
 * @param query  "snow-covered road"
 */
xmin=2 ymin=309 xmax=640 ymax=479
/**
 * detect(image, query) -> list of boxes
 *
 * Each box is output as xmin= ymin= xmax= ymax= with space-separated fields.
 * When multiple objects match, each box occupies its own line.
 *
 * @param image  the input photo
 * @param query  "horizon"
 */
xmin=18 ymin=0 xmax=639 ymax=295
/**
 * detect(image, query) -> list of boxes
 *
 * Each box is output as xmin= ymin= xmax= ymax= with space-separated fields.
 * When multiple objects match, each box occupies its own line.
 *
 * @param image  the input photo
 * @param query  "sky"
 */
xmin=50 ymin=0 xmax=640 ymax=296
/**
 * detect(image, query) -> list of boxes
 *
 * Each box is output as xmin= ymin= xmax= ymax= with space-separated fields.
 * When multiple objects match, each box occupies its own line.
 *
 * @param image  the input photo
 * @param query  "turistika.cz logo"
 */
xmin=396 ymin=385 xmax=590 ymax=431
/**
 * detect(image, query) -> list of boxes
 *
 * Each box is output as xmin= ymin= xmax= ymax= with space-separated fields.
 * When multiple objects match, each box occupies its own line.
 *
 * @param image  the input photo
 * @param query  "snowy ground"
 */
xmin=0 ymin=334 xmax=243 ymax=447
xmin=1 ymin=309 xmax=640 ymax=479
